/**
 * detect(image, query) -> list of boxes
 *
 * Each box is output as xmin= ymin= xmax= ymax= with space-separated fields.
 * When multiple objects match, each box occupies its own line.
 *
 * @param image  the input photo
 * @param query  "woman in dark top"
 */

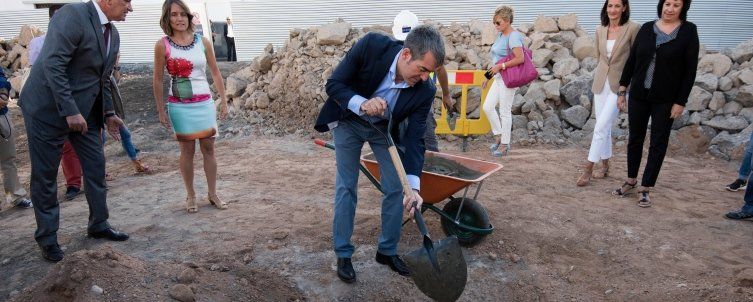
xmin=612 ymin=0 xmax=698 ymax=207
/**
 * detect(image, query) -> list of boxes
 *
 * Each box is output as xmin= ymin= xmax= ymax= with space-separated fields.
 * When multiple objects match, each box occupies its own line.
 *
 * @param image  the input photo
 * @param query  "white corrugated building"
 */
xmin=1 ymin=0 xmax=752 ymax=63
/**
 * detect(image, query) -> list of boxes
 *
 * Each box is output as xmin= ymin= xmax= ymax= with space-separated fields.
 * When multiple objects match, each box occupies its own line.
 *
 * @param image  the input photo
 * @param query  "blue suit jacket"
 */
xmin=314 ymin=32 xmax=435 ymax=178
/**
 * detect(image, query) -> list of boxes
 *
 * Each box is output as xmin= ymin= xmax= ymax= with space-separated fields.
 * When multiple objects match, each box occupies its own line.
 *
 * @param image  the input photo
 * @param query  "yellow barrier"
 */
xmin=435 ymin=70 xmax=492 ymax=151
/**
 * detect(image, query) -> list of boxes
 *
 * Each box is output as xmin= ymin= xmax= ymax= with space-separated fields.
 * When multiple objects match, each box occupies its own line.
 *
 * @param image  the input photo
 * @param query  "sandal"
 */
xmin=612 ymin=181 xmax=637 ymax=197
xmin=105 ymin=173 xmax=115 ymax=181
xmin=638 ymin=191 xmax=652 ymax=208
xmin=186 ymin=196 xmax=198 ymax=213
xmin=593 ymin=164 xmax=609 ymax=179
xmin=576 ymin=171 xmax=591 ymax=186
xmin=208 ymin=194 xmax=228 ymax=210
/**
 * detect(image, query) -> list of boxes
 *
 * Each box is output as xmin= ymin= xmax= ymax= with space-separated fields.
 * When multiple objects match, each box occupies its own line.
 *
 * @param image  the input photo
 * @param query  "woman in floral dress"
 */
xmin=153 ymin=0 xmax=229 ymax=213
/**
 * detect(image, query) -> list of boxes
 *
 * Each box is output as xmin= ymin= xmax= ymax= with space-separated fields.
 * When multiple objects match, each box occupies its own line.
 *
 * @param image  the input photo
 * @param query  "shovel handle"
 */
xmin=387 ymin=145 xmax=415 ymax=197
xmin=411 ymin=201 xmax=430 ymax=237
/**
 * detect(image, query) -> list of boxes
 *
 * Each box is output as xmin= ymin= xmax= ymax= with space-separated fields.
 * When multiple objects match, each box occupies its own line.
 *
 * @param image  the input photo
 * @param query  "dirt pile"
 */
xmin=10 ymin=245 xmax=303 ymax=302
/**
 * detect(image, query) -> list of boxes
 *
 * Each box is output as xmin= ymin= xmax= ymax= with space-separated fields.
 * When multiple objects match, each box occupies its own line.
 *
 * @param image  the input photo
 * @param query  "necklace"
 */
xmin=168 ymin=34 xmax=196 ymax=51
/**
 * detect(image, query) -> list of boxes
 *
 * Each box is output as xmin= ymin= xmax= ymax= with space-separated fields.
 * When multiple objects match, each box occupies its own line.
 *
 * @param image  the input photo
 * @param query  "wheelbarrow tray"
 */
xmin=360 ymin=151 xmax=502 ymax=204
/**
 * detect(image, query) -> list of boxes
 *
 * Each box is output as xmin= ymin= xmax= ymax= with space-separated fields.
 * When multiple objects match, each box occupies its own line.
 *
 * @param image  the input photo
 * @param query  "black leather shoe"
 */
xmin=39 ymin=243 xmax=64 ymax=262
xmin=725 ymin=210 xmax=753 ymax=220
xmin=337 ymin=257 xmax=356 ymax=283
xmin=375 ymin=252 xmax=410 ymax=276
xmin=88 ymin=228 xmax=129 ymax=241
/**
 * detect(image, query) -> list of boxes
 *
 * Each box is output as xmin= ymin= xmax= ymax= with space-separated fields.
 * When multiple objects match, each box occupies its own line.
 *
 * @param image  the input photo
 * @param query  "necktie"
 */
xmin=103 ymin=22 xmax=111 ymax=50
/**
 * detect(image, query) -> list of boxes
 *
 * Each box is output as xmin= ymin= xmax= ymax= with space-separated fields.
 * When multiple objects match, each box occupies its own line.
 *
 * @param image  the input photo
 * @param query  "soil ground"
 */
xmin=1 ymin=64 xmax=752 ymax=301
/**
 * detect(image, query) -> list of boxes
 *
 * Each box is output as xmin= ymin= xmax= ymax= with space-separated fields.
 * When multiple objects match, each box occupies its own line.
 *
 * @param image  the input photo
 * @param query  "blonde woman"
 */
xmin=577 ymin=0 xmax=640 ymax=186
xmin=482 ymin=5 xmax=525 ymax=157
xmin=153 ymin=0 xmax=229 ymax=213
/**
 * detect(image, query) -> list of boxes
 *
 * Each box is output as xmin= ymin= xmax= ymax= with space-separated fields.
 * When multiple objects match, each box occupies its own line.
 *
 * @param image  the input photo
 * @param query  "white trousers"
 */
xmin=482 ymin=74 xmax=518 ymax=144
xmin=587 ymin=79 xmax=620 ymax=163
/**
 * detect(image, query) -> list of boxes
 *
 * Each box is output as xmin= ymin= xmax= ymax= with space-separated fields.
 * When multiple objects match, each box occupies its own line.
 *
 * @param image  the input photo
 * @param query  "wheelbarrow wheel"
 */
xmin=440 ymin=197 xmax=490 ymax=246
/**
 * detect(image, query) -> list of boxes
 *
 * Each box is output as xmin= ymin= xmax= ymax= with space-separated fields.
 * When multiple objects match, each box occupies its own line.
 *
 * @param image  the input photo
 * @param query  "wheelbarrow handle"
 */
xmin=314 ymin=139 xmax=335 ymax=150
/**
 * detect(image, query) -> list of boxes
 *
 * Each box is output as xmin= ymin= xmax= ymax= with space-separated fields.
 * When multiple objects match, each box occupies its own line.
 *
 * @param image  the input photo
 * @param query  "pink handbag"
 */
xmin=497 ymin=33 xmax=538 ymax=88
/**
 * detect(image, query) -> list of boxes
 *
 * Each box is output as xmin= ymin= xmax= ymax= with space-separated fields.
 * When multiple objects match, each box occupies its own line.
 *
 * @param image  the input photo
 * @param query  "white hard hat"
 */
xmin=392 ymin=10 xmax=420 ymax=41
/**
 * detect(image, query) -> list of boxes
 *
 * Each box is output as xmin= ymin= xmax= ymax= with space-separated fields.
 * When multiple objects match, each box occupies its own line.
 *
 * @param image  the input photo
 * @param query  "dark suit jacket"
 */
xmin=619 ymin=21 xmax=699 ymax=106
xmin=315 ymin=32 xmax=435 ymax=178
xmin=19 ymin=0 xmax=119 ymax=128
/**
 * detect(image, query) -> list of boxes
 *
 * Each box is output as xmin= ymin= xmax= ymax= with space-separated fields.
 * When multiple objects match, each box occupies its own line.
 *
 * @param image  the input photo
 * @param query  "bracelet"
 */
xmin=502 ymin=62 xmax=507 ymax=70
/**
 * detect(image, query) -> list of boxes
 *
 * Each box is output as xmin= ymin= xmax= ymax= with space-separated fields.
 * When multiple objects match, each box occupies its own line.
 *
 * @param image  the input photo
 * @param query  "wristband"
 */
xmin=617 ymin=91 xmax=627 ymax=97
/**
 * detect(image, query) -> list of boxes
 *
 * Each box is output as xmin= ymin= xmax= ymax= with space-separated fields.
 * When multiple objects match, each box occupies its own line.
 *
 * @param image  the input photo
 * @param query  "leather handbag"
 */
xmin=497 ymin=32 xmax=538 ymax=88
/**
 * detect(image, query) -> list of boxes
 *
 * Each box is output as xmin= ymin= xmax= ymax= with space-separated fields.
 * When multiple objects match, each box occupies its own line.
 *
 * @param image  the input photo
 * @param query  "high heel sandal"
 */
xmin=576 ymin=171 xmax=591 ymax=186
xmin=208 ymin=194 xmax=228 ymax=210
xmin=186 ymin=196 xmax=198 ymax=213
xmin=492 ymin=144 xmax=510 ymax=157
xmin=593 ymin=164 xmax=609 ymax=179
xmin=612 ymin=181 xmax=637 ymax=197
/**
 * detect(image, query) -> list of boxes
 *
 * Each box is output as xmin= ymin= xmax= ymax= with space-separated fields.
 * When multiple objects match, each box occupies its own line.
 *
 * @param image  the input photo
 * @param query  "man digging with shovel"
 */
xmin=314 ymin=26 xmax=445 ymax=283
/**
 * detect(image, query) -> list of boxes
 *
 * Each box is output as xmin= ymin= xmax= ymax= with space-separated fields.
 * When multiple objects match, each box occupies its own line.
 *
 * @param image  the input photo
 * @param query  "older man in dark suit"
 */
xmin=314 ymin=25 xmax=445 ymax=283
xmin=19 ymin=0 xmax=132 ymax=262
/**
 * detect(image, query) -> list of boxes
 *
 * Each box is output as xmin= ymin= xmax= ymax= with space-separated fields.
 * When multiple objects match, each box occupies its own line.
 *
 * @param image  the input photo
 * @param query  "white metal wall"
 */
xmin=0 ymin=10 xmax=49 ymax=40
xmin=231 ymin=0 xmax=753 ymax=60
xmin=114 ymin=4 xmax=166 ymax=63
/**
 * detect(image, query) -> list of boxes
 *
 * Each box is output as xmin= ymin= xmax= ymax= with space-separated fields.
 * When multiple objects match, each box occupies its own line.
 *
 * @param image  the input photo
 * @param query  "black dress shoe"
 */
xmin=88 ymin=228 xmax=129 ymax=241
xmin=375 ymin=252 xmax=410 ymax=276
xmin=337 ymin=257 xmax=356 ymax=283
xmin=725 ymin=210 xmax=753 ymax=220
xmin=39 ymin=243 xmax=64 ymax=262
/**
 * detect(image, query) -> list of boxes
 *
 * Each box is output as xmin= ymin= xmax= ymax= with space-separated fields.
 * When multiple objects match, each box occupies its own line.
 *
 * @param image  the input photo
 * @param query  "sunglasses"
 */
xmin=494 ymin=21 xmax=505 ymax=26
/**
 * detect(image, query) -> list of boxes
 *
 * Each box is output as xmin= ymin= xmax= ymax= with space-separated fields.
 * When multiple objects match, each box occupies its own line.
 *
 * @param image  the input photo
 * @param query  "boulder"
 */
xmin=168 ymin=284 xmax=196 ymax=302
xmin=581 ymin=57 xmax=598 ymax=72
xmin=224 ymin=76 xmax=249 ymax=99
xmin=669 ymin=125 xmax=718 ymax=154
xmin=694 ymin=73 xmax=718 ymax=91
xmin=724 ymin=101 xmax=743 ymax=115
xmin=523 ymin=84 xmax=546 ymax=104
xmin=685 ymin=86 xmax=712 ymax=111
xmin=533 ymin=15 xmax=559 ymax=33
xmin=560 ymin=75 xmax=593 ymax=107
xmin=740 ymin=107 xmax=753 ymax=123
xmin=17 ymin=25 xmax=38 ymax=47
xmin=481 ymin=22 xmax=497 ymax=45
xmin=551 ymin=47 xmax=574 ymax=63
xmin=738 ymin=85 xmax=753 ymax=107
xmin=702 ymin=115 xmax=749 ymax=131
xmin=532 ymin=48 xmax=553 ymax=68
xmin=258 ymin=53 xmax=273 ymax=73
xmin=697 ymin=53 xmax=732 ymax=77
xmin=512 ymin=115 xmax=528 ymax=130
xmin=561 ymin=105 xmax=590 ymax=129
xmin=709 ymin=124 xmax=753 ymax=160
xmin=552 ymin=58 xmax=579 ymax=78
xmin=726 ymin=39 xmax=753 ymax=64
xmin=444 ymin=39 xmax=457 ymax=60
xmin=573 ymin=36 xmax=597 ymax=60
xmin=543 ymin=79 xmax=561 ymax=100
xmin=511 ymin=94 xmax=525 ymax=115
xmin=317 ymin=21 xmax=351 ymax=46
xmin=557 ymin=13 xmax=578 ymax=31
xmin=739 ymin=68 xmax=753 ymax=85
xmin=719 ymin=76 xmax=734 ymax=91
xmin=708 ymin=91 xmax=726 ymax=111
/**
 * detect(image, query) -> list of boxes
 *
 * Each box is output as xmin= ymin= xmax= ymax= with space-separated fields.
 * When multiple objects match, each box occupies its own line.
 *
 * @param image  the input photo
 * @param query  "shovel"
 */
xmin=368 ymin=114 xmax=468 ymax=302
xmin=445 ymin=106 xmax=459 ymax=131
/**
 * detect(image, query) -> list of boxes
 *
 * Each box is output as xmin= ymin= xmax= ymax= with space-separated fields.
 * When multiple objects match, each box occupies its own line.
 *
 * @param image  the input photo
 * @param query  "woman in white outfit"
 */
xmin=577 ymin=0 xmax=640 ymax=186
xmin=482 ymin=5 xmax=525 ymax=157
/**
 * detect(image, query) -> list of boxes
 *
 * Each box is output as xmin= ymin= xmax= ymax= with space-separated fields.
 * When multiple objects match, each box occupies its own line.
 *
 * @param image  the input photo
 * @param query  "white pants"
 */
xmin=587 ymin=79 xmax=620 ymax=163
xmin=482 ymin=74 xmax=518 ymax=144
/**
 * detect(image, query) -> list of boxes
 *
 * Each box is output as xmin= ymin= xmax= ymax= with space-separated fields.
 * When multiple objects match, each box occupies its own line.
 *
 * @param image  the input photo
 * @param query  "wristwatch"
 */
xmin=617 ymin=91 xmax=627 ymax=97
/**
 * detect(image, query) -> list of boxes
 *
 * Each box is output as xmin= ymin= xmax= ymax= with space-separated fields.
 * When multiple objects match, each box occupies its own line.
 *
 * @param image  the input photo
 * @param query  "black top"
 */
xmin=619 ymin=21 xmax=699 ymax=106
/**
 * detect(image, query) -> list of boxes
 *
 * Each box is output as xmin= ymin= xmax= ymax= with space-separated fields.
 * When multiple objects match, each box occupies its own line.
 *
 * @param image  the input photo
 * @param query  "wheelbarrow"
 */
xmin=314 ymin=139 xmax=502 ymax=246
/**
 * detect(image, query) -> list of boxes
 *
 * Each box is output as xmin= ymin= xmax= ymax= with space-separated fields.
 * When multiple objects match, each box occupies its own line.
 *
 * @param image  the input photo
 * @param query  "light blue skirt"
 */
xmin=167 ymin=99 xmax=217 ymax=141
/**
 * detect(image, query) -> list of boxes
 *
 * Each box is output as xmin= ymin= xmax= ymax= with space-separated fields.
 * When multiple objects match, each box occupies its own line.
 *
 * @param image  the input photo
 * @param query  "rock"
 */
xmin=672 ymin=110 xmax=691 ymax=130
xmin=739 ymin=68 xmax=753 ymax=85
xmin=258 ymin=53 xmax=273 ymax=73
xmin=553 ymin=58 xmax=579 ymax=78
xmin=511 ymin=94 xmax=525 ymax=115
xmin=561 ymin=75 xmax=593 ymax=107
xmin=710 ymin=124 xmax=753 ymax=160
xmin=481 ymin=22 xmax=497 ymax=45
xmin=444 ymin=40 xmax=457 ymax=60
xmin=558 ymin=13 xmax=578 ymax=31
xmin=512 ymin=115 xmax=528 ymax=130
xmin=708 ymin=91 xmax=726 ymax=111
xmin=727 ymin=39 xmax=753 ymax=63
xmin=533 ymin=15 xmax=559 ymax=33
xmin=561 ymin=105 xmax=590 ymax=129
xmin=551 ymin=47 xmax=574 ymax=63
xmin=694 ymin=73 xmax=718 ymax=91
xmin=532 ymin=48 xmax=553 ymax=68
xmin=702 ymin=116 xmax=749 ymax=131
xmin=168 ymin=284 xmax=195 ymax=302
xmin=573 ymin=36 xmax=597 ymax=60
xmin=724 ymin=101 xmax=743 ymax=115
xmin=224 ymin=76 xmax=249 ymax=98
xmin=740 ymin=108 xmax=753 ymax=123
xmin=581 ymin=57 xmax=598 ymax=72
xmin=178 ymin=268 xmax=197 ymax=284
xmin=465 ymin=49 xmax=482 ymax=66
xmin=738 ymin=85 xmax=753 ymax=107
xmin=543 ymin=79 xmax=561 ymax=100
xmin=719 ymin=76 xmax=734 ymax=91
xmin=543 ymin=114 xmax=562 ymax=129
xmin=698 ymin=53 xmax=732 ymax=77
xmin=685 ymin=86 xmax=712 ymax=111
xmin=524 ymin=84 xmax=546 ymax=104
xmin=18 ymin=25 xmax=38 ymax=47
xmin=529 ymin=32 xmax=547 ymax=50
xmin=91 ymin=285 xmax=104 ymax=295
xmin=317 ymin=21 xmax=351 ymax=46
xmin=518 ymin=23 xmax=533 ymax=35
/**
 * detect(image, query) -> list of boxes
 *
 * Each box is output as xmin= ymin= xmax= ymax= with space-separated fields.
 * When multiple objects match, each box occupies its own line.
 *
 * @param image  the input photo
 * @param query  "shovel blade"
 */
xmin=446 ymin=112 xmax=459 ymax=131
xmin=404 ymin=236 xmax=467 ymax=302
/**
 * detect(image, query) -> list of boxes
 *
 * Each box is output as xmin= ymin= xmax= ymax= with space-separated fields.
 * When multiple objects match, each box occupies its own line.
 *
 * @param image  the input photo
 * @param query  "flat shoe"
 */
xmin=638 ymin=191 xmax=652 ymax=208
xmin=612 ymin=181 xmax=637 ymax=197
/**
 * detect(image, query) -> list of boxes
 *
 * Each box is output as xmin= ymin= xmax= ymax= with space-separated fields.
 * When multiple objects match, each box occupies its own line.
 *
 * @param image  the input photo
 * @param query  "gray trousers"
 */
xmin=399 ymin=107 xmax=439 ymax=152
xmin=23 ymin=113 xmax=110 ymax=246
xmin=0 ymin=114 xmax=28 ymax=205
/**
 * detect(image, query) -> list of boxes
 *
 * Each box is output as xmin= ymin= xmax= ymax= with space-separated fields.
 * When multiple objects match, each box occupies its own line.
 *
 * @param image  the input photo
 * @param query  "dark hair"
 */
xmin=600 ymin=0 xmax=630 ymax=26
xmin=160 ymin=0 xmax=195 ymax=36
xmin=657 ymin=0 xmax=692 ymax=21
xmin=404 ymin=25 xmax=446 ymax=68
